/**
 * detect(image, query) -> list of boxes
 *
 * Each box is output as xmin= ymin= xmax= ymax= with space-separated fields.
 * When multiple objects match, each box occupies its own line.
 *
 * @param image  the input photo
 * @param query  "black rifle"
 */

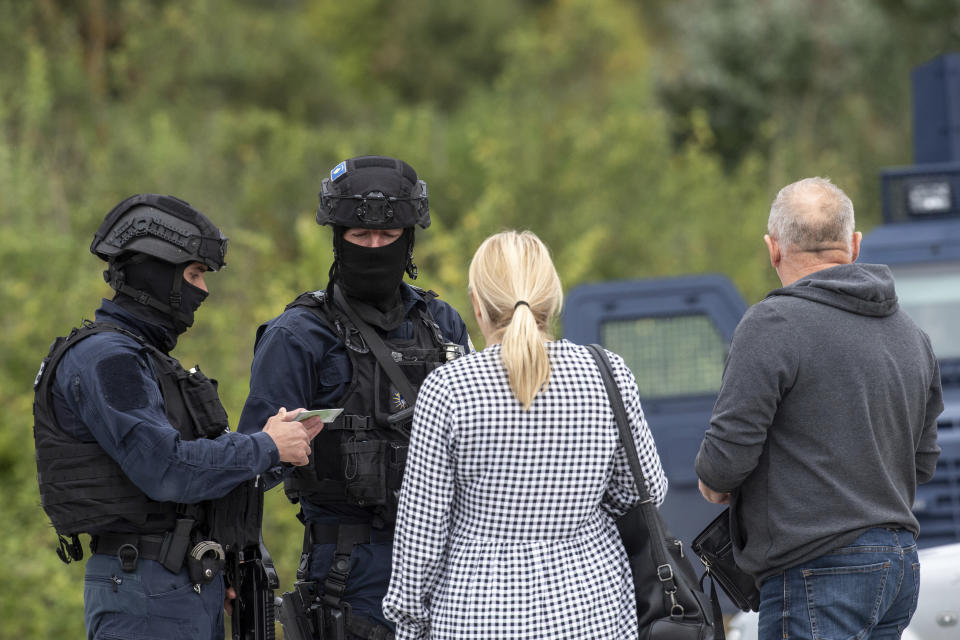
xmin=227 ymin=533 xmax=281 ymax=640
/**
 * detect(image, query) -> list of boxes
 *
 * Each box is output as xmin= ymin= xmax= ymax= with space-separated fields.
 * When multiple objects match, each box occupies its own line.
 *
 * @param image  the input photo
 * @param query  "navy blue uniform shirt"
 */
xmin=51 ymin=299 xmax=280 ymax=533
xmin=237 ymin=283 xmax=470 ymax=520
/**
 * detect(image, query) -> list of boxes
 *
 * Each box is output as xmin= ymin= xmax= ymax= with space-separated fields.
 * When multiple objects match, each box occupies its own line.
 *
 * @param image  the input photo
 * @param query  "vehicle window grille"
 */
xmin=601 ymin=314 xmax=727 ymax=400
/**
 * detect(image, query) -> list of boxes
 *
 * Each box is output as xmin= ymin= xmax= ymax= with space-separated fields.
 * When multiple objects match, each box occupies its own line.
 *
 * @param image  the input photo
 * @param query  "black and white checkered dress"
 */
xmin=383 ymin=339 xmax=667 ymax=639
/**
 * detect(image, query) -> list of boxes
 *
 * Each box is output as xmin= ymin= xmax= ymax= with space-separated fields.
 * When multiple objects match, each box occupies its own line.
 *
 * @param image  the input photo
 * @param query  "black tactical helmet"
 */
xmin=91 ymin=193 xmax=227 ymax=270
xmin=317 ymin=156 xmax=430 ymax=230
xmin=91 ymin=194 xmax=227 ymax=331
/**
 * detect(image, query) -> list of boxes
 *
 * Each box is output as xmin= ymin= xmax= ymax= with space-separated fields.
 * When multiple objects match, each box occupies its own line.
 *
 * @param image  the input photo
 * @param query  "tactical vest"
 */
xmin=33 ymin=321 xmax=248 ymax=544
xmin=278 ymin=289 xmax=457 ymax=520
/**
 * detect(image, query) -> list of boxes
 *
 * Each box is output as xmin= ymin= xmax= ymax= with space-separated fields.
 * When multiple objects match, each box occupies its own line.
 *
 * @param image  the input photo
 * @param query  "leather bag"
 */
xmin=586 ymin=344 xmax=718 ymax=640
xmin=691 ymin=508 xmax=760 ymax=612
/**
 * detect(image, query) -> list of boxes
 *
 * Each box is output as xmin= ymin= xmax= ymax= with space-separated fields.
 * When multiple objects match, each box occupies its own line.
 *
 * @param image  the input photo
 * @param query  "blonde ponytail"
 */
xmin=468 ymin=231 xmax=563 ymax=409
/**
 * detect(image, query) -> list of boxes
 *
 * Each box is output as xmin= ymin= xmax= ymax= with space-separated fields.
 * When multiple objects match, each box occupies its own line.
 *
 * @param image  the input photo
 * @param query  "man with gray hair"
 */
xmin=696 ymin=177 xmax=943 ymax=639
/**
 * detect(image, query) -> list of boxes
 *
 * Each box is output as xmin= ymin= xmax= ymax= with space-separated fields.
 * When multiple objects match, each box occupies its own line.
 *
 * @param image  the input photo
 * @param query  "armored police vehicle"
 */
xmin=563 ymin=53 xmax=960 ymax=630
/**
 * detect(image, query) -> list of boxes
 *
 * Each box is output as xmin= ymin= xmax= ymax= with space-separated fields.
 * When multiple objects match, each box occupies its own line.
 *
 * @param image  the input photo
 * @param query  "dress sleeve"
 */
xmin=382 ymin=369 xmax=456 ymax=640
xmin=602 ymin=351 xmax=668 ymax=516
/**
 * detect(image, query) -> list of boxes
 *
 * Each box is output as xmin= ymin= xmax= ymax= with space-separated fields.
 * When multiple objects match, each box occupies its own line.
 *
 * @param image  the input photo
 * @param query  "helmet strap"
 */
xmin=328 ymin=225 xmax=345 ymax=286
xmin=404 ymin=228 xmax=418 ymax=279
xmin=169 ymin=264 xmax=185 ymax=312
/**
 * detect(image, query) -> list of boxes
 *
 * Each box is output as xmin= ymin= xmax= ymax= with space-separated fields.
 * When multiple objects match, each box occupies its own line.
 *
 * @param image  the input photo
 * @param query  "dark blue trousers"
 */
xmin=84 ymin=553 xmax=225 ymax=640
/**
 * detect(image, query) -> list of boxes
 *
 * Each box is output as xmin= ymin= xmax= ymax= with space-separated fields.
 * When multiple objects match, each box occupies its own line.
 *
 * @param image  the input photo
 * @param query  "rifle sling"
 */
xmin=333 ymin=284 xmax=419 ymax=409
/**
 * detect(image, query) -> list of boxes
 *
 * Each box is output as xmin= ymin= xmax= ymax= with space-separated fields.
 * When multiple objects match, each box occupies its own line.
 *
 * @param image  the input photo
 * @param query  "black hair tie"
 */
xmin=514 ymin=300 xmax=530 ymax=310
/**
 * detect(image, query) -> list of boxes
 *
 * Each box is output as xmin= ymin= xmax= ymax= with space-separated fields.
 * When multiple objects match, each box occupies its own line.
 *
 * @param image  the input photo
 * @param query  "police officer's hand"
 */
xmin=263 ymin=407 xmax=323 ymax=466
xmin=224 ymin=586 xmax=237 ymax=616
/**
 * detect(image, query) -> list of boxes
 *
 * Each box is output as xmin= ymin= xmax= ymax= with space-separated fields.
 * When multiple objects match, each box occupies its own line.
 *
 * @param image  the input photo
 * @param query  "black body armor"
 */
xmin=33 ymin=322 xmax=254 ymax=550
xmin=279 ymin=289 xmax=454 ymax=521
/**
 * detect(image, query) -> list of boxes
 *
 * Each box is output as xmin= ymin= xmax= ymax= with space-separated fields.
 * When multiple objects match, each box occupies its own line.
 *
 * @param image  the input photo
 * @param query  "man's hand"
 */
xmin=263 ymin=407 xmax=324 ymax=466
xmin=224 ymin=586 xmax=237 ymax=616
xmin=698 ymin=478 xmax=730 ymax=504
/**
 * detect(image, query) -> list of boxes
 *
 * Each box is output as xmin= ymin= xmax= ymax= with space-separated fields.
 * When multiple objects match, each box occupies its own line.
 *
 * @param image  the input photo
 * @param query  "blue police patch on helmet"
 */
xmin=331 ymin=161 xmax=347 ymax=181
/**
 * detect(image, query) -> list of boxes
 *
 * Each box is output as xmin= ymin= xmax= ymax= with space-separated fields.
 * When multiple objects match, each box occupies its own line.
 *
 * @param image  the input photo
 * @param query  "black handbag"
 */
xmin=691 ymin=508 xmax=760 ymax=612
xmin=586 ymin=344 xmax=719 ymax=640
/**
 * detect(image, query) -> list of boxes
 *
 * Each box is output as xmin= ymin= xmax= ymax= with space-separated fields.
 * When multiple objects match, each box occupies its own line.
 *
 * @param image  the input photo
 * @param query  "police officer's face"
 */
xmin=183 ymin=262 xmax=209 ymax=292
xmin=343 ymin=227 xmax=403 ymax=248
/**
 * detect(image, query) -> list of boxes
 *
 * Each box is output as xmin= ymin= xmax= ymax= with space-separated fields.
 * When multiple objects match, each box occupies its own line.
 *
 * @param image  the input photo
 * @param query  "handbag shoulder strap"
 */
xmin=587 ymin=342 xmax=724 ymax=637
xmin=585 ymin=343 xmax=652 ymax=503
xmin=587 ymin=343 xmax=703 ymax=622
xmin=333 ymin=284 xmax=419 ymax=407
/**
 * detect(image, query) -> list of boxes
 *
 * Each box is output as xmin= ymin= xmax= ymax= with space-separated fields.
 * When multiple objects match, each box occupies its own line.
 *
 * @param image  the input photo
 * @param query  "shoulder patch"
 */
xmin=96 ymin=354 xmax=149 ymax=411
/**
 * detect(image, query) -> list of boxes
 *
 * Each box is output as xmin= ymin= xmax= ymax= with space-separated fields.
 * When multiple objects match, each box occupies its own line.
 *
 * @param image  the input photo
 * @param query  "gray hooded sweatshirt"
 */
xmin=695 ymin=263 xmax=943 ymax=585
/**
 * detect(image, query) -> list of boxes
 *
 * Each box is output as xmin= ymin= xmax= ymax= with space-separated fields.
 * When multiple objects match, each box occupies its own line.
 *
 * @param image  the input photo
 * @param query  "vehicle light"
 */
xmin=906 ymin=180 xmax=952 ymax=215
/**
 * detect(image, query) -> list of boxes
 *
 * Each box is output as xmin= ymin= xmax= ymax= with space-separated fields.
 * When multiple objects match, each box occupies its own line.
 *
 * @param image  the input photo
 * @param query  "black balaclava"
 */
xmin=112 ymin=257 xmax=209 ymax=340
xmin=331 ymin=226 xmax=413 ymax=327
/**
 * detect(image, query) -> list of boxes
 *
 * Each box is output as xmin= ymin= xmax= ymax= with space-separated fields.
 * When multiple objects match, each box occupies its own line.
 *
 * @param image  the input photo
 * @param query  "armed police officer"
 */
xmin=238 ymin=156 xmax=471 ymax=640
xmin=33 ymin=194 xmax=324 ymax=640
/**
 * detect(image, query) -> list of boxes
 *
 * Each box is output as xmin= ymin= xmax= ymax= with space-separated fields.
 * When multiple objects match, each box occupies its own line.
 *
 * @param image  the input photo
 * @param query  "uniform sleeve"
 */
xmin=383 ymin=369 xmax=456 ymax=640
xmin=427 ymin=298 xmax=473 ymax=352
xmin=695 ymin=303 xmax=796 ymax=493
xmin=238 ymin=312 xmax=347 ymax=489
xmin=238 ymin=322 xmax=321 ymax=435
xmin=916 ymin=353 xmax=943 ymax=484
xmin=59 ymin=337 xmax=278 ymax=504
xmin=602 ymin=351 xmax=668 ymax=516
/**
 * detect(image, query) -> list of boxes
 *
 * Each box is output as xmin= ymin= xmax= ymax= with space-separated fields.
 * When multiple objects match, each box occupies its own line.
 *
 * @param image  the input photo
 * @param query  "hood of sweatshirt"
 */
xmin=767 ymin=263 xmax=899 ymax=318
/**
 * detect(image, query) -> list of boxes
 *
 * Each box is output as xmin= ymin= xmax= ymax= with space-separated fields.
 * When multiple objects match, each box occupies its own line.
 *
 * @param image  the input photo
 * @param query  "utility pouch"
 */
xmin=381 ymin=441 xmax=408 ymax=523
xmin=341 ymin=437 xmax=387 ymax=506
xmin=159 ymin=517 xmax=194 ymax=574
xmin=206 ymin=477 xmax=261 ymax=552
xmin=386 ymin=442 xmax=408 ymax=493
xmin=180 ymin=365 xmax=230 ymax=438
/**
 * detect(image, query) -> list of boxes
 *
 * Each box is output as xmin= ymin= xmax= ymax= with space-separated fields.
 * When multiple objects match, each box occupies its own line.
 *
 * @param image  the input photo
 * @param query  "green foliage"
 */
xmin=1 ymin=0 xmax=956 ymax=636
xmin=654 ymin=0 xmax=960 ymax=226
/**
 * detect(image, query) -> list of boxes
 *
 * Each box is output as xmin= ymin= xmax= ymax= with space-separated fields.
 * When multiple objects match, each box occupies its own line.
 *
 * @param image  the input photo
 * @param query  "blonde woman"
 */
xmin=383 ymin=230 xmax=667 ymax=639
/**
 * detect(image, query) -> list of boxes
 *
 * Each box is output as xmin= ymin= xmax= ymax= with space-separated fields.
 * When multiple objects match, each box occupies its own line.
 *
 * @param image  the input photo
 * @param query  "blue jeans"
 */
xmin=758 ymin=528 xmax=920 ymax=640
xmin=84 ymin=553 xmax=225 ymax=640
